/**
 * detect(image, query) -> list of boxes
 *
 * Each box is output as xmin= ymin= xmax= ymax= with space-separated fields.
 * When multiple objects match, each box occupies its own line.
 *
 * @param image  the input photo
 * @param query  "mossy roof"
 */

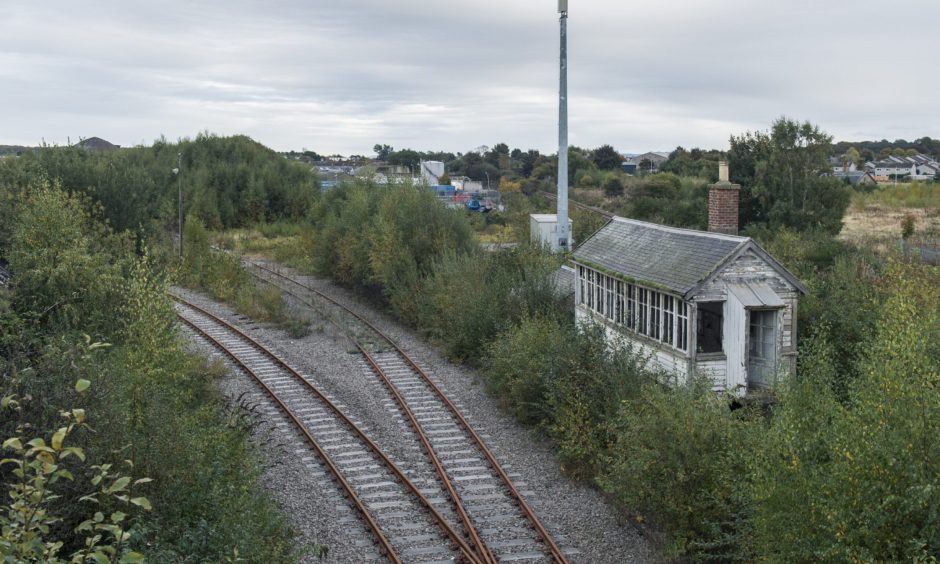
xmin=572 ymin=217 xmax=750 ymax=297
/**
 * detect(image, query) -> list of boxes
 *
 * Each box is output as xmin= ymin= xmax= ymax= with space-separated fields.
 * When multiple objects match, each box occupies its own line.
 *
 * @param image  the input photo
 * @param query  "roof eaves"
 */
xmin=685 ymin=240 xmax=808 ymax=298
xmin=682 ymin=239 xmax=750 ymax=299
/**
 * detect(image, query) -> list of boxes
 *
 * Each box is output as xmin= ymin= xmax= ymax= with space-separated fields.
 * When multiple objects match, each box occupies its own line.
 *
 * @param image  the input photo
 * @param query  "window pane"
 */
xmin=637 ymin=289 xmax=648 ymax=335
xmin=616 ymin=281 xmax=624 ymax=324
xmin=663 ymin=295 xmax=674 ymax=345
xmin=627 ymin=285 xmax=635 ymax=329
xmin=696 ymin=301 xmax=724 ymax=353
xmin=650 ymin=292 xmax=660 ymax=340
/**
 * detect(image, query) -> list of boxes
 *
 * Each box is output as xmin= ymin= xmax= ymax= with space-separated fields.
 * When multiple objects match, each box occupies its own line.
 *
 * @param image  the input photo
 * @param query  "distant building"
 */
xmin=865 ymin=154 xmax=939 ymax=181
xmin=570 ymin=162 xmax=806 ymax=394
xmin=832 ymin=170 xmax=876 ymax=186
xmin=419 ymin=160 xmax=446 ymax=185
xmin=530 ymin=214 xmax=574 ymax=253
xmin=622 ymin=151 xmax=669 ymax=174
xmin=449 ymin=176 xmax=483 ymax=192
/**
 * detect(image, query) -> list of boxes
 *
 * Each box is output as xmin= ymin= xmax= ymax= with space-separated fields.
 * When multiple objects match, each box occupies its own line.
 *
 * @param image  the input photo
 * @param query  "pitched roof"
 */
xmin=571 ymin=217 xmax=805 ymax=297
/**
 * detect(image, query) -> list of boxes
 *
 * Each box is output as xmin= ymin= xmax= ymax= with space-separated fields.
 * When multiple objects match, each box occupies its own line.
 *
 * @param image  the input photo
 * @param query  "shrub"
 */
xmin=751 ymin=262 xmax=940 ymax=561
xmin=601 ymin=380 xmax=760 ymax=560
xmin=1 ymin=182 xmax=299 ymax=561
xmin=417 ymin=245 xmax=566 ymax=362
xmin=486 ymin=318 xmax=652 ymax=479
xmin=602 ymin=176 xmax=624 ymax=197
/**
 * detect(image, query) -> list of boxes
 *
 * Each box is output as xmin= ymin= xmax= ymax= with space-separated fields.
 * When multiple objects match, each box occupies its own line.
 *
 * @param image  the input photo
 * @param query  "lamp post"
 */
xmin=173 ymin=152 xmax=182 ymax=259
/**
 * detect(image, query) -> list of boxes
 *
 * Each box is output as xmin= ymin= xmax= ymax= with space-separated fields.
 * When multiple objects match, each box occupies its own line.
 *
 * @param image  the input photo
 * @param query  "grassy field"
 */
xmin=842 ymin=183 xmax=940 ymax=246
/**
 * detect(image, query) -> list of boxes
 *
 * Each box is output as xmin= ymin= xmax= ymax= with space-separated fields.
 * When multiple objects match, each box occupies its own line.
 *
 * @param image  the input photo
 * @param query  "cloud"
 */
xmin=1 ymin=0 xmax=938 ymax=154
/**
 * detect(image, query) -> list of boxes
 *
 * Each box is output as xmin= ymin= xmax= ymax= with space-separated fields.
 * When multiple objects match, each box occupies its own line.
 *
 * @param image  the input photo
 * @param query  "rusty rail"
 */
xmin=245 ymin=261 xmax=571 ymax=563
xmin=171 ymin=294 xmax=483 ymax=564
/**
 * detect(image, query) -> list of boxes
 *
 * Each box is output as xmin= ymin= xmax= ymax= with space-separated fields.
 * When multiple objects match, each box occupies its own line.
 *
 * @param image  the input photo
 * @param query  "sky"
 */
xmin=1 ymin=0 xmax=938 ymax=156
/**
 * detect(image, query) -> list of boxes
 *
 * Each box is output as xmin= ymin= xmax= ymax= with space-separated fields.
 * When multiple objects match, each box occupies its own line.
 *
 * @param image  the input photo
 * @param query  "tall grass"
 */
xmin=852 ymin=181 xmax=940 ymax=209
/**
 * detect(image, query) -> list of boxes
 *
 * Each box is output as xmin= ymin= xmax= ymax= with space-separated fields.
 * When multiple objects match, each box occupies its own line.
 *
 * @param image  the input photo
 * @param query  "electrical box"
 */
xmin=559 ymin=0 xmax=567 ymax=13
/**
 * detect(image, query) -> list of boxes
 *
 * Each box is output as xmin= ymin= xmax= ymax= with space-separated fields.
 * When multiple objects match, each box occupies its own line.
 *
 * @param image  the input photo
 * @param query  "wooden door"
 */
xmin=747 ymin=310 xmax=777 ymax=389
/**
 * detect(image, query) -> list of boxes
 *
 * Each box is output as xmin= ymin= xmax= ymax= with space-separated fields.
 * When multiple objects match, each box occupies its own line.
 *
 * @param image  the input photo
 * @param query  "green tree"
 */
xmin=592 ymin=144 xmax=623 ymax=170
xmin=729 ymin=118 xmax=851 ymax=234
xmin=373 ymin=144 xmax=393 ymax=160
xmin=752 ymin=263 xmax=940 ymax=561
xmin=841 ymin=147 xmax=862 ymax=169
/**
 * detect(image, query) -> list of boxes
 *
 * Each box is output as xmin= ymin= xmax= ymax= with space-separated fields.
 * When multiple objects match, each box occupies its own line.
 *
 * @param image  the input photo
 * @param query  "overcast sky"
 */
xmin=2 ymin=0 xmax=937 ymax=155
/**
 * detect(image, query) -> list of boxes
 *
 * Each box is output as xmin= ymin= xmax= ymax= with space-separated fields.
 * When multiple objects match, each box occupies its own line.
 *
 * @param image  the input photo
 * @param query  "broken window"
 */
xmin=696 ymin=301 xmax=724 ymax=354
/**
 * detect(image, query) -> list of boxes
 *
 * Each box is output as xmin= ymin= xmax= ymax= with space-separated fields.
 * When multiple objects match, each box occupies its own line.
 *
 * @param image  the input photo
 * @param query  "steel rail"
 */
xmin=245 ymin=261 xmax=571 ymax=563
xmin=234 ymin=263 xmax=496 ymax=563
xmin=173 ymin=304 xmax=401 ymax=563
xmin=359 ymin=344 xmax=499 ymax=564
xmin=171 ymin=294 xmax=483 ymax=564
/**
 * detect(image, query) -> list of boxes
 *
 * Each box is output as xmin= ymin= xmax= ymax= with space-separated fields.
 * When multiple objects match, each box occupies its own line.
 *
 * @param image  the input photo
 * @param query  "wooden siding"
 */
xmin=694 ymin=358 xmax=727 ymax=393
xmin=576 ymin=307 xmax=691 ymax=382
xmin=692 ymin=249 xmax=801 ymax=388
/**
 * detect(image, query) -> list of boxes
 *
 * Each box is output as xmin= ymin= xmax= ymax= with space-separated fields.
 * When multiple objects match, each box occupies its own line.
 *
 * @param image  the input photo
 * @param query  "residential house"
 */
xmin=865 ymin=154 xmax=940 ymax=181
xmin=832 ymin=170 xmax=876 ymax=186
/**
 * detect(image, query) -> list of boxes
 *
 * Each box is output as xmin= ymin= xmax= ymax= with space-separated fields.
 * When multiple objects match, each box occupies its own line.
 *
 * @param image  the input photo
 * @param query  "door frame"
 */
xmin=746 ymin=307 xmax=781 ymax=390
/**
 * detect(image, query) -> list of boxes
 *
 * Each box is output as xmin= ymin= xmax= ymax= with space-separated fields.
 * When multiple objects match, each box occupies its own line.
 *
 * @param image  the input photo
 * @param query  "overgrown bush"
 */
xmin=601 ymin=380 xmax=760 ymax=561
xmin=416 ymin=246 xmax=566 ymax=362
xmin=751 ymin=262 xmax=940 ymax=561
xmin=179 ymin=217 xmax=311 ymax=336
xmin=486 ymin=319 xmax=652 ymax=479
xmin=0 ymin=181 xmax=300 ymax=561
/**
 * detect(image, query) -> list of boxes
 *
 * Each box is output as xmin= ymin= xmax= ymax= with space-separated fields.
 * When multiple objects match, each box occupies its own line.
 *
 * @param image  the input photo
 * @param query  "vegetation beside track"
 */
xmin=297 ymin=180 xmax=940 ymax=562
xmin=177 ymin=218 xmax=312 ymax=338
xmin=0 ymin=181 xmax=300 ymax=561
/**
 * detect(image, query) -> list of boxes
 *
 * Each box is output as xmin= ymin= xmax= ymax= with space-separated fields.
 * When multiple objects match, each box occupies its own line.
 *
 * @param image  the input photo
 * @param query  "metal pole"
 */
xmin=178 ymin=152 xmax=183 ymax=260
xmin=556 ymin=3 xmax=570 ymax=251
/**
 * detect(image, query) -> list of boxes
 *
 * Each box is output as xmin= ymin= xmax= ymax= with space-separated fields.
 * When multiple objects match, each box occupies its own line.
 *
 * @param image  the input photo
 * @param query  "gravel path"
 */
xmin=174 ymin=273 xmax=653 ymax=564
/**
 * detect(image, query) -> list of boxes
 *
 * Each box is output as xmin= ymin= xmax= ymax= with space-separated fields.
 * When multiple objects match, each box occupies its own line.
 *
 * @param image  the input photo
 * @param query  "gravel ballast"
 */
xmin=174 ymin=271 xmax=653 ymax=563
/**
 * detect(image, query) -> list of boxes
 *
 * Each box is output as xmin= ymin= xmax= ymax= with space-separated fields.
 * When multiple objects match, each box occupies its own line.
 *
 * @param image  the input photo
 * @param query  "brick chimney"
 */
xmin=708 ymin=161 xmax=740 ymax=235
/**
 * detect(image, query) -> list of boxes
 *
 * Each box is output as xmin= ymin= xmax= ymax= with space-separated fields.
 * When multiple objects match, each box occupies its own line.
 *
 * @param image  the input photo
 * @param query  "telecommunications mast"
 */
xmin=556 ymin=0 xmax=570 ymax=251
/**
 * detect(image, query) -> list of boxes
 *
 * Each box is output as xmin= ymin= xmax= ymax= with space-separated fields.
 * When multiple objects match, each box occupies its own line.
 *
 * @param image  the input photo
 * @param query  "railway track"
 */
xmin=173 ymin=295 xmax=485 ymax=564
xmin=243 ymin=260 xmax=574 ymax=563
xmin=541 ymin=192 xmax=614 ymax=219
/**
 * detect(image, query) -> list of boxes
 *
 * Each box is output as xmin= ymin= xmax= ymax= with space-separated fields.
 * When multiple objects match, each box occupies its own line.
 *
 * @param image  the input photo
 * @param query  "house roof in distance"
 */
xmin=571 ymin=216 xmax=806 ymax=298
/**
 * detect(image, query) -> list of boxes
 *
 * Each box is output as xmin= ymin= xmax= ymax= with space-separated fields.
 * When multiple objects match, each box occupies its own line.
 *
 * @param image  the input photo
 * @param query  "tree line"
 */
xmin=0 ymin=133 xmax=320 ymax=241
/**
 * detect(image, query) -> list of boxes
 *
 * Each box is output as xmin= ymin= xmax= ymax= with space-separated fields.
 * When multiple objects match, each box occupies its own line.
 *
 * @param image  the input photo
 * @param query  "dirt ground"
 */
xmin=840 ymin=205 xmax=940 ymax=245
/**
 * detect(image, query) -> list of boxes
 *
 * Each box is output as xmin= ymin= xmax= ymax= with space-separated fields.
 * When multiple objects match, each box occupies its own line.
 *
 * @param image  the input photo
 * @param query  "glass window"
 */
xmin=615 ymin=281 xmax=624 ymax=324
xmin=578 ymin=266 xmax=585 ymax=305
xmin=696 ymin=301 xmax=724 ymax=353
xmin=749 ymin=310 xmax=777 ymax=360
xmin=595 ymin=274 xmax=603 ymax=315
xmin=626 ymin=284 xmax=635 ymax=329
xmin=662 ymin=295 xmax=674 ymax=346
xmin=586 ymin=270 xmax=594 ymax=309
xmin=677 ymin=301 xmax=688 ymax=351
xmin=637 ymin=288 xmax=648 ymax=335
xmin=606 ymin=276 xmax=614 ymax=321
xmin=650 ymin=291 xmax=661 ymax=340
